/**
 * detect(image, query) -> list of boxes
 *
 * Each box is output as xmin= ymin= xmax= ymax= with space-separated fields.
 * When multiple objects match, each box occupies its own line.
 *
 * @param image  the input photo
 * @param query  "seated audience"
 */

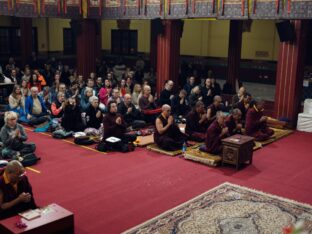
xmin=225 ymin=108 xmax=243 ymax=136
xmin=201 ymin=78 xmax=214 ymax=107
xmin=183 ymin=76 xmax=196 ymax=96
xmin=207 ymin=95 xmax=223 ymax=125
xmin=25 ymin=87 xmax=50 ymax=125
xmin=211 ymin=77 xmax=221 ymax=96
xmin=0 ymin=160 xmax=37 ymax=220
xmin=0 ymin=112 xmax=36 ymax=159
xmin=138 ymin=85 xmax=160 ymax=123
xmin=119 ymin=79 xmax=128 ymax=97
xmin=233 ymin=86 xmax=246 ymax=105
xmin=245 ymin=100 xmax=274 ymax=141
xmin=94 ymin=77 xmax=103 ymax=95
xmin=185 ymin=101 xmax=208 ymax=142
xmin=125 ymin=76 xmax=133 ymax=94
xmin=51 ymin=92 xmax=66 ymax=119
xmin=99 ymin=79 xmax=112 ymax=106
xmin=171 ymin=89 xmax=189 ymax=118
xmin=188 ymin=86 xmax=203 ymax=108
xmin=100 ymin=101 xmax=136 ymax=152
xmin=117 ymin=94 xmax=145 ymax=129
xmin=20 ymin=79 xmax=30 ymax=98
xmin=39 ymin=86 xmax=53 ymax=111
xmin=159 ymin=80 xmax=174 ymax=106
xmin=132 ymin=84 xmax=142 ymax=107
xmin=85 ymin=96 xmax=103 ymax=129
xmin=61 ymin=98 xmax=84 ymax=132
xmin=233 ymin=93 xmax=252 ymax=124
xmin=107 ymin=88 xmax=122 ymax=105
xmin=80 ymin=87 xmax=94 ymax=112
xmin=200 ymin=111 xmax=229 ymax=154
xmin=28 ymin=73 xmax=42 ymax=92
xmin=8 ymin=85 xmax=26 ymax=120
xmin=154 ymin=105 xmax=187 ymax=151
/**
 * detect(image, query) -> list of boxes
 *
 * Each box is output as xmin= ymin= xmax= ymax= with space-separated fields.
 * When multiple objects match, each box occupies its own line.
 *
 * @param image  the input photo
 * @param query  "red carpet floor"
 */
xmin=25 ymin=130 xmax=312 ymax=234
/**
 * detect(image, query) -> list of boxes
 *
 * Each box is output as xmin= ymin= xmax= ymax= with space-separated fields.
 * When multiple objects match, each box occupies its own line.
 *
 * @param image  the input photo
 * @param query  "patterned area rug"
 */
xmin=123 ymin=182 xmax=312 ymax=234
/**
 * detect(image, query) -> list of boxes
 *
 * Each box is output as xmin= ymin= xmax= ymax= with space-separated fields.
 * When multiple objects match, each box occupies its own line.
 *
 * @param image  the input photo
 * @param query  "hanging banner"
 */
xmin=141 ymin=0 xmax=163 ymax=18
xmin=63 ymin=0 xmax=81 ymax=18
xmin=87 ymin=0 xmax=102 ymax=18
xmin=187 ymin=0 xmax=216 ymax=18
xmin=166 ymin=0 xmax=187 ymax=18
xmin=14 ymin=0 xmax=38 ymax=17
xmin=283 ymin=0 xmax=312 ymax=19
xmin=122 ymin=0 xmax=141 ymax=18
xmin=102 ymin=0 xmax=122 ymax=19
xmin=250 ymin=0 xmax=283 ymax=19
xmin=217 ymin=0 xmax=248 ymax=19
xmin=0 ymin=0 xmax=13 ymax=15
xmin=40 ymin=0 xmax=61 ymax=17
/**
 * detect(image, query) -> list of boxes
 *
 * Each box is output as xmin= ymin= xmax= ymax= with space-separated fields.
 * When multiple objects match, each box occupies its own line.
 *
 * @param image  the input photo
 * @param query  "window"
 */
xmin=63 ymin=28 xmax=76 ymax=54
xmin=0 ymin=27 xmax=37 ymax=55
xmin=111 ymin=30 xmax=138 ymax=55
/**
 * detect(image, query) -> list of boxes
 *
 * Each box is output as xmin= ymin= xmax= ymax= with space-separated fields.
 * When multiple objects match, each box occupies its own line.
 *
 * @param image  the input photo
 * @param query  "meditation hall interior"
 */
xmin=0 ymin=0 xmax=312 ymax=233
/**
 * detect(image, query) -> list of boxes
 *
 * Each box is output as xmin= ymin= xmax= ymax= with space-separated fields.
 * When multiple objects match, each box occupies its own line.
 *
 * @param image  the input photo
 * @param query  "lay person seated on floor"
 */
xmin=0 ymin=160 xmax=37 ymax=220
xmin=50 ymin=92 xmax=66 ymax=119
xmin=98 ymin=101 xmax=136 ymax=152
xmin=225 ymin=108 xmax=243 ymax=136
xmin=0 ymin=112 xmax=36 ymax=160
xmin=171 ymin=89 xmax=189 ymax=119
xmin=85 ymin=96 xmax=103 ymax=129
xmin=185 ymin=101 xmax=208 ymax=142
xmin=24 ymin=87 xmax=50 ymax=126
xmin=245 ymin=99 xmax=274 ymax=141
xmin=8 ymin=85 xmax=27 ymax=122
xmin=61 ymin=97 xmax=84 ymax=132
xmin=200 ymin=111 xmax=229 ymax=155
xmin=206 ymin=95 xmax=224 ymax=126
xmin=117 ymin=94 xmax=146 ymax=129
xmin=154 ymin=105 xmax=187 ymax=151
xmin=159 ymin=80 xmax=174 ymax=106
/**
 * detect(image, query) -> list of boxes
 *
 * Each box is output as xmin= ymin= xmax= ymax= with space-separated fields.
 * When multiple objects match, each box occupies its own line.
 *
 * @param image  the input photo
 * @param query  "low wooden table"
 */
xmin=0 ymin=203 xmax=74 ymax=234
xmin=221 ymin=134 xmax=254 ymax=170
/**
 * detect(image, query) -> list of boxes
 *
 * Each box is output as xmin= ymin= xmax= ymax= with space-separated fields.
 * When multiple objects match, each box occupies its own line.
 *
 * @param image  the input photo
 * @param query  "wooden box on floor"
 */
xmin=0 ymin=203 xmax=74 ymax=234
xmin=221 ymin=135 xmax=254 ymax=170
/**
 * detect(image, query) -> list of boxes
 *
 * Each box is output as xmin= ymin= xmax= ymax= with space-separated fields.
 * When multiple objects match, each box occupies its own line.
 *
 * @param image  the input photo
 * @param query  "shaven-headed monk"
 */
xmin=154 ymin=105 xmax=187 ymax=151
xmin=245 ymin=100 xmax=274 ymax=141
xmin=200 ymin=111 xmax=229 ymax=154
xmin=225 ymin=108 xmax=243 ymax=136
xmin=206 ymin=95 xmax=223 ymax=126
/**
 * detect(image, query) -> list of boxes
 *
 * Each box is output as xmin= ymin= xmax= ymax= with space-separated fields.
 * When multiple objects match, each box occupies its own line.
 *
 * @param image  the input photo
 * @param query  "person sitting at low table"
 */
xmin=154 ymin=105 xmax=187 ymax=151
xmin=225 ymin=108 xmax=243 ymax=136
xmin=0 ymin=160 xmax=37 ymax=220
xmin=185 ymin=101 xmax=208 ymax=142
xmin=200 ymin=111 xmax=229 ymax=155
xmin=245 ymin=100 xmax=274 ymax=141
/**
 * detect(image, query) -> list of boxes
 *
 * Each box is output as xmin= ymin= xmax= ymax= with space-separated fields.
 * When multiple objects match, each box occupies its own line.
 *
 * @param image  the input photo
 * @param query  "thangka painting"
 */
xmin=88 ymin=0 xmax=102 ymax=18
xmin=102 ymin=0 xmax=122 ymax=19
xmin=122 ymin=0 xmax=141 ymax=19
xmin=40 ymin=0 xmax=61 ymax=17
xmin=283 ymin=0 xmax=312 ymax=19
xmin=63 ymin=0 xmax=81 ymax=18
xmin=217 ymin=0 xmax=248 ymax=19
xmin=250 ymin=0 xmax=283 ymax=19
xmin=13 ymin=0 xmax=38 ymax=17
xmin=187 ymin=0 xmax=217 ymax=18
xmin=141 ymin=0 xmax=164 ymax=18
xmin=0 ymin=0 xmax=13 ymax=15
xmin=166 ymin=0 xmax=187 ymax=19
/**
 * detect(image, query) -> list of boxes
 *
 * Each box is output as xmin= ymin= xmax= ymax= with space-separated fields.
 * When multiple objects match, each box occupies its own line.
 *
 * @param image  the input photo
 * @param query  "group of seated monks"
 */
xmin=154 ymin=98 xmax=274 ymax=154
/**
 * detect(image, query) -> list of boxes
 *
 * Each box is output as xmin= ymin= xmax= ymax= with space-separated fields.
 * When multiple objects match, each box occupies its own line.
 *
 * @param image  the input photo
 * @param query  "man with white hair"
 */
xmin=138 ymin=85 xmax=161 ymax=123
xmin=200 ymin=111 xmax=229 ymax=154
xmin=85 ymin=96 xmax=103 ymax=129
xmin=154 ymin=104 xmax=187 ymax=151
xmin=0 ymin=160 xmax=37 ymax=219
xmin=0 ymin=111 xmax=36 ymax=159
xmin=25 ymin=87 xmax=50 ymax=125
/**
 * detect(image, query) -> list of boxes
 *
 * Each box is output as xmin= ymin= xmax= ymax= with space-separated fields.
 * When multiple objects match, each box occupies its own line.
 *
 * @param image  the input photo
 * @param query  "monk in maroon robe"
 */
xmin=185 ymin=101 xmax=208 ymax=142
xmin=225 ymin=108 xmax=243 ymax=136
xmin=245 ymin=100 xmax=274 ymax=141
xmin=0 ymin=161 xmax=37 ymax=220
xmin=233 ymin=93 xmax=252 ymax=124
xmin=154 ymin=105 xmax=187 ymax=151
xmin=200 ymin=111 xmax=229 ymax=154
xmin=207 ymin=95 xmax=223 ymax=126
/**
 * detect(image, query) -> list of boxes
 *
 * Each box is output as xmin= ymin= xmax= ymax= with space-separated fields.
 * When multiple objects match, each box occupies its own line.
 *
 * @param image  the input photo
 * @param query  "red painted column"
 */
xmin=156 ymin=20 xmax=182 ymax=95
xmin=20 ymin=18 xmax=33 ymax=67
xmin=274 ymin=20 xmax=308 ymax=126
xmin=77 ymin=19 xmax=97 ymax=79
xmin=226 ymin=20 xmax=243 ymax=94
